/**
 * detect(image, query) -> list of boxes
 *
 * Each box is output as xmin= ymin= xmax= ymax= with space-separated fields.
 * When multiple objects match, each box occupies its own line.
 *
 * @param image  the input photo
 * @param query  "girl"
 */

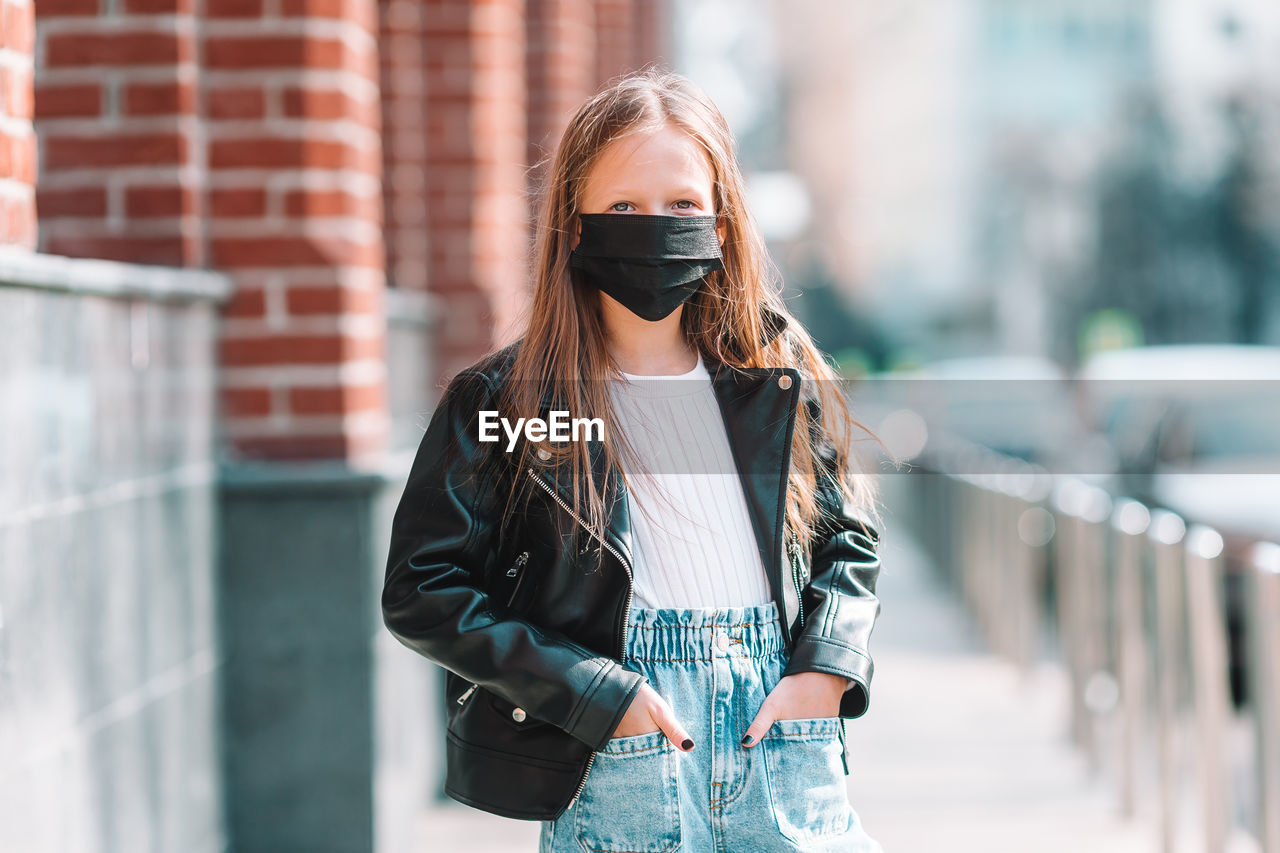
xmin=382 ymin=68 xmax=887 ymax=852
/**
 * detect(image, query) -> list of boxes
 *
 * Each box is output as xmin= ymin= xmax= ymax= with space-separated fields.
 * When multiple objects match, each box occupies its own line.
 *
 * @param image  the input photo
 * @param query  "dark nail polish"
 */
xmin=741 ymin=735 xmax=754 ymax=746
xmin=681 ymin=738 xmax=694 ymax=751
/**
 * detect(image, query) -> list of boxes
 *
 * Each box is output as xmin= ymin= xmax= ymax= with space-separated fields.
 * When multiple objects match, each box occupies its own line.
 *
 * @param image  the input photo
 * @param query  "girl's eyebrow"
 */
xmin=606 ymin=187 xmax=708 ymax=198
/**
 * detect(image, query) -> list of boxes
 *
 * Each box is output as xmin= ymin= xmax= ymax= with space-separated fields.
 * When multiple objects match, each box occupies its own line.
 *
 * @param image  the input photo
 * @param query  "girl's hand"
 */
xmin=612 ymin=682 xmax=696 ymax=752
xmin=740 ymin=672 xmax=848 ymax=747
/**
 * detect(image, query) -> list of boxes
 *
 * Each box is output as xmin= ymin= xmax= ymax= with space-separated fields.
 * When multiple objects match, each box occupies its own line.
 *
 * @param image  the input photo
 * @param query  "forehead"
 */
xmin=584 ymin=124 xmax=715 ymax=192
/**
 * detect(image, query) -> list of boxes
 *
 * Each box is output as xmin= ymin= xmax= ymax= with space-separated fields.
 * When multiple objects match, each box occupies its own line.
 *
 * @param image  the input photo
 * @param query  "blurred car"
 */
xmin=1077 ymin=343 xmax=1280 ymax=707
xmin=1077 ymin=344 xmax=1280 ymax=503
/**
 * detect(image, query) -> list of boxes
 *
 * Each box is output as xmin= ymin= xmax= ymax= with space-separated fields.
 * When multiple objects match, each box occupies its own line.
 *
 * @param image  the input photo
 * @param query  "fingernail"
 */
xmin=681 ymin=738 xmax=695 ymax=751
xmin=741 ymin=735 xmax=754 ymax=746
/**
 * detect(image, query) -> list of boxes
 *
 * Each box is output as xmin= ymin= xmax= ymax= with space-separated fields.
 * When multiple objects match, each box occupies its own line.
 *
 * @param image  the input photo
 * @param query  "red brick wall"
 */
xmin=594 ymin=0 xmax=637 ymax=86
xmin=205 ymin=0 xmax=388 ymax=463
xmin=380 ymin=0 xmax=429 ymax=293
xmin=526 ymin=0 xmax=596 ymax=190
xmin=0 ymin=0 xmax=34 ymax=248
xmin=35 ymin=0 xmax=200 ymax=265
xmin=423 ymin=0 xmax=531 ymax=382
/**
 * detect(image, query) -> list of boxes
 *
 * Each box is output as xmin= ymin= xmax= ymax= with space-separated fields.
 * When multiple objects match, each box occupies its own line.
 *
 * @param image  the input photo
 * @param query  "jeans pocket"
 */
xmin=574 ymin=730 xmax=681 ymax=853
xmin=770 ymin=716 xmax=842 ymax=733
xmin=761 ymin=717 xmax=854 ymax=844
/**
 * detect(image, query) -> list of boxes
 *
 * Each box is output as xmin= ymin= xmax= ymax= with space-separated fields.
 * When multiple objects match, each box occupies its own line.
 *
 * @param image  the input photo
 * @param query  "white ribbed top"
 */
xmin=607 ymin=352 xmax=772 ymax=609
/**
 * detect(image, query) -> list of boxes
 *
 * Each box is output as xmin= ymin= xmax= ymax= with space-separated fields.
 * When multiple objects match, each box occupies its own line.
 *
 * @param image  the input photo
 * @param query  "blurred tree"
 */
xmin=1078 ymin=307 xmax=1144 ymax=361
xmin=1213 ymin=92 xmax=1280 ymax=345
xmin=1069 ymin=88 xmax=1256 ymax=360
xmin=1069 ymin=84 xmax=1280 ymax=360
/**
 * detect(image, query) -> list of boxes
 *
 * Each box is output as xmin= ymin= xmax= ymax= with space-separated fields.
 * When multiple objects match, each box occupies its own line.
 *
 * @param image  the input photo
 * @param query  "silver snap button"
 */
xmin=716 ymin=633 xmax=731 ymax=652
xmin=536 ymin=447 xmax=551 ymax=461
xmin=512 ymin=707 xmax=527 ymax=722
xmin=777 ymin=375 xmax=792 ymax=390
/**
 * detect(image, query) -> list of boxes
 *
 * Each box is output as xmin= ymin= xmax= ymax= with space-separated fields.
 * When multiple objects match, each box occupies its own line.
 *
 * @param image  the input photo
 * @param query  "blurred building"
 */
xmin=776 ymin=0 xmax=1280 ymax=366
xmin=775 ymin=0 xmax=1155 ymax=364
xmin=2 ymin=2 xmax=670 ymax=851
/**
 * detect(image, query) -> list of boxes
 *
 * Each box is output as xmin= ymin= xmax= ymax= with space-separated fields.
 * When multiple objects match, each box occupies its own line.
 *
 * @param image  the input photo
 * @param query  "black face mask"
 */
xmin=568 ymin=213 xmax=724 ymax=322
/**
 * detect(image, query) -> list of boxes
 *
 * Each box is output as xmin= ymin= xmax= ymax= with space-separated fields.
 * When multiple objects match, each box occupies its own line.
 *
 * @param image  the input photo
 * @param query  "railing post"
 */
xmin=982 ymin=469 xmax=1006 ymax=652
xmin=1183 ymin=524 xmax=1233 ymax=853
xmin=1249 ymin=541 xmax=1280 ymax=853
xmin=1051 ymin=480 xmax=1085 ymax=750
xmin=1077 ymin=484 xmax=1113 ymax=775
xmin=960 ymin=472 xmax=985 ymax=638
xmin=1149 ymin=509 xmax=1188 ymax=853
xmin=992 ymin=466 xmax=1028 ymax=663
xmin=980 ymin=473 xmax=1000 ymax=652
xmin=1012 ymin=474 xmax=1053 ymax=674
xmin=1051 ymin=478 xmax=1112 ymax=767
xmin=1110 ymin=498 xmax=1151 ymax=820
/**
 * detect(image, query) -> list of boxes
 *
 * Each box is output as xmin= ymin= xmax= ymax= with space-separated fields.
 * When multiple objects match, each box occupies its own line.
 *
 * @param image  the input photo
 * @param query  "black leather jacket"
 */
xmin=381 ymin=310 xmax=883 ymax=821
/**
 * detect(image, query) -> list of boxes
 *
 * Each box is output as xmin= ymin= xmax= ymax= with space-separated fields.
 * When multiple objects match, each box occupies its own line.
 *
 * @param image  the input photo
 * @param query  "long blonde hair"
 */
xmin=497 ymin=66 xmax=885 ymax=566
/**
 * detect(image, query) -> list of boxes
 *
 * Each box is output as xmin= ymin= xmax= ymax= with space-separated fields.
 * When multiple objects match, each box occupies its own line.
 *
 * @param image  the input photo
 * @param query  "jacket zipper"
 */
xmin=525 ymin=466 xmax=633 ymax=811
xmin=525 ymin=468 xmax=634 ymax=657
xmin=505 ymin=550 xmax=530 ymax=607
xmin=788 ymin=530 xmax=806 ymax=628
xmin=567 ymin=752 xmax=597 ymax=812
xmin=506 ymin=550 xmax=530 ymax=577
xmin=837 ymin=716 xmax=850 ymax=775
xmin=456 ymin=683 xmax=478 ymax=706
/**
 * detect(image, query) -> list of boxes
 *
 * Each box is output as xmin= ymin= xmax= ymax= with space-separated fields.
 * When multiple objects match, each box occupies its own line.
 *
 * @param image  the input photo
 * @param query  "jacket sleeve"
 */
xmin=781 ymin=397 xmax=883 ymax=719
xmin=381 ymin=368 xmax=645 ymax=751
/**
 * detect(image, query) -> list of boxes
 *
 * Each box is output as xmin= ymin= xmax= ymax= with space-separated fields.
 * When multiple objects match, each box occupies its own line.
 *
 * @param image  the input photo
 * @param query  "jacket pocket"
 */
xmin=760 ymin=717 xmax=854 ymax=844
xmin=574 ymin=730 xmax=681 ymax=852
xmin=444 ymin=679 xmax=594 ymax=821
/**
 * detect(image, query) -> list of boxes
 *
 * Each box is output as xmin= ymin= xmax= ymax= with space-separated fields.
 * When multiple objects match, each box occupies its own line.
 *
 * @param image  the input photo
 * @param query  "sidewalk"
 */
xmin=411 ymin=500 xmax=1168 ymax=852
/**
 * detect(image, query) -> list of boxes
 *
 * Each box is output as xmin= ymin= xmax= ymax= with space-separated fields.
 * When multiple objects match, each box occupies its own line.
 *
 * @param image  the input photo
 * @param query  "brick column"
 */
xmin=593 ymin=0 xmax=636 ymax=85
xmin=0 ymin=0 xmax=34 ymax=248
xmin=205 ymin=7 xmax=396 ymax=849
xmin=424 ymin=0 xmax=530 ymax=382
xmin=204 ymin=0 xmax=388 ymax=465
xmin=525 ymin=0 xmax=595 ymax=189
xmin=34 ymin=0 xmax=199 ymax=264
xmin=380 ymin=0 xmax=429 ymax=293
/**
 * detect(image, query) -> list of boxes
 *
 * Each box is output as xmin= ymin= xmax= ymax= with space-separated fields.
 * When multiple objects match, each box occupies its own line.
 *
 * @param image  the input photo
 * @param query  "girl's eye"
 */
xmin=607 ymin=201 xmax=698 ymax=212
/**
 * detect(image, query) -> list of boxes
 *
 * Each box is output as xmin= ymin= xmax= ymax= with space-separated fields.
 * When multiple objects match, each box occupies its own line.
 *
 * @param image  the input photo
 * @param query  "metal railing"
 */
xmin=904 ymin=443 xmax=1279 ymax=852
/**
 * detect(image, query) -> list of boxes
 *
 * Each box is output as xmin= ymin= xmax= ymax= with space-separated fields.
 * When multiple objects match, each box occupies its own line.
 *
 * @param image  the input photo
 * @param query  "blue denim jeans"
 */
xmin=539 ymin=602 xmax=885 ymax=853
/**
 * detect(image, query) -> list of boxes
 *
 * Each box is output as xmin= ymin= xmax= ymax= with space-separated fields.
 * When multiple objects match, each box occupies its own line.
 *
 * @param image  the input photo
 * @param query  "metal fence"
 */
xmin=901 ymin=442 xmax=1280 ymax=853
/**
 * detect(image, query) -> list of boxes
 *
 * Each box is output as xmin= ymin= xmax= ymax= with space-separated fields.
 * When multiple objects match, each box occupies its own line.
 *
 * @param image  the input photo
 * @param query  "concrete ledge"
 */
xmin=385 ymin=286 xmax=439 ymax=329
xmin=217 ymin=447 xmax=422 ymax=493
xmin=218 ymin=459 xmax=392 ymax=496
xmin=0 ymin=247 xmax=234 ymax=304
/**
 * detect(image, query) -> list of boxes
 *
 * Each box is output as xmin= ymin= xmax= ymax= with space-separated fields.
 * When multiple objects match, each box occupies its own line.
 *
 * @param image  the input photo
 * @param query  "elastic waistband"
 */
xmin=624 ymin=601 xmax=785 ymax=662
